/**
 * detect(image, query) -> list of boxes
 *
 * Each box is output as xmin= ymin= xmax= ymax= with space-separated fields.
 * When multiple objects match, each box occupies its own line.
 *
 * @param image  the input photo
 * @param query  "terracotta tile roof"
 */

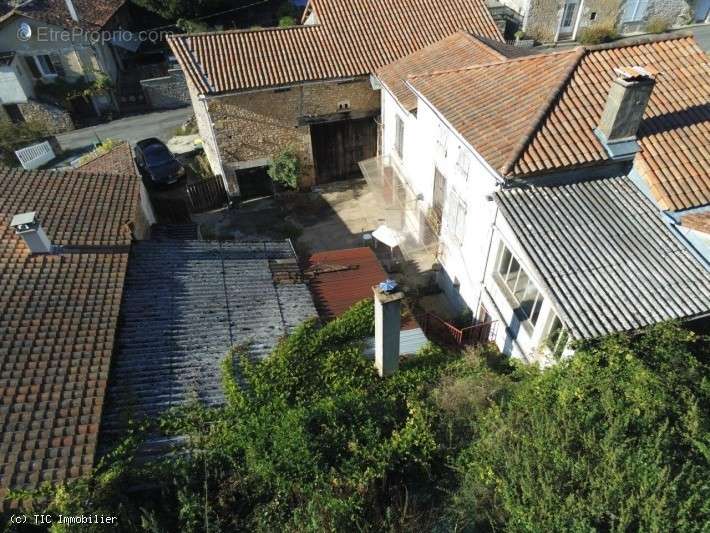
xmin=0 ymin=0 xmax=125 ymax=31
xmin=409 ymin=34 xmax=709 ymax=211
xmin=306 ymin=247 xmax=418 ymax=330
xmin=168 ymin=0 xmax=502 ymax=95
xmin=409 ymin=49 xmax=582 ymax=172
xmin=75 ymin=142 xmax=138 ymax=177
xmin=376 ymin=31 xmax=510 ymax=112
xmin=681 ymin=212 xmax=710 ymax=234
xmin=0 ymin=167 xmax=138 ymax=502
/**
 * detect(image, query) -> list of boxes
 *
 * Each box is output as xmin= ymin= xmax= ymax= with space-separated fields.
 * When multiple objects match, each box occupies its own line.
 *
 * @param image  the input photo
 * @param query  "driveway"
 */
xmin=55 ymin=107 xmax=193 ymax=152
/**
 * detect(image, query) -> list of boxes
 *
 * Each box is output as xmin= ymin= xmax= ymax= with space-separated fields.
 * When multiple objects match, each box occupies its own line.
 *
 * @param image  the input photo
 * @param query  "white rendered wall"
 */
xmin=380 ymin=86 xmax=562 ymax=362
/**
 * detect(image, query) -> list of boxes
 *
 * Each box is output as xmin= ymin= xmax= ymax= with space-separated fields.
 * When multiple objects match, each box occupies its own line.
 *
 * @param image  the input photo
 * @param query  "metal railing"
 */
xmin=15 ymin=140 xmax=54 ymax=170
xmin=419 ymin=312 xmax=498 ymax=347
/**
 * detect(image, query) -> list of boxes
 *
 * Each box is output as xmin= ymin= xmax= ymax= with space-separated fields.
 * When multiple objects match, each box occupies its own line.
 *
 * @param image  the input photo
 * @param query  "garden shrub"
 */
xmin=268 ymin=147 xmax=301 ymax=189
xmin=578 ymin=24 xmax=619 ymax=44
xmin=645 ymin=16 xmax=671 ymax=33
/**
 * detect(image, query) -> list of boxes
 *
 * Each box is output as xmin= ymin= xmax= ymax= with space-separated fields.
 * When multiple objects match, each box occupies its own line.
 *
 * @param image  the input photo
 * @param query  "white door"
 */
xmin=559 ymin=1 xmax=578 ymax=34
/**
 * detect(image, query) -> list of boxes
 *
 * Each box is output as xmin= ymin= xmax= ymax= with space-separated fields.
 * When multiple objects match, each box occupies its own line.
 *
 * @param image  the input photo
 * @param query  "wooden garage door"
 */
xmin=311 ymin=117 xmax=377 ymax=184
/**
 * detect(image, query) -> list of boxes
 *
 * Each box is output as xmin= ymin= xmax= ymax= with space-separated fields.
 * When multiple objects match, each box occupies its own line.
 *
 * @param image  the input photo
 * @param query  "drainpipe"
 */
xmin=474 ymin=195 xmax=499 ymax=315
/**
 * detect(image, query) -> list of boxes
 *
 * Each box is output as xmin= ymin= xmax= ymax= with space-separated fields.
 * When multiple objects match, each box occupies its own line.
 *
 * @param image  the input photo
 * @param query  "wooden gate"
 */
xmin=311 ymin=117 xmax=377 ymax=183
xmin=186 ymin=176 xmax=228 ymax=212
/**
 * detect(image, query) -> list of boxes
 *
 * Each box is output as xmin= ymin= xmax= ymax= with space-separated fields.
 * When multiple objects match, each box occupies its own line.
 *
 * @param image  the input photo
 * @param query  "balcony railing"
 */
xmin=419 ymin=312 xmax=498 ymax=347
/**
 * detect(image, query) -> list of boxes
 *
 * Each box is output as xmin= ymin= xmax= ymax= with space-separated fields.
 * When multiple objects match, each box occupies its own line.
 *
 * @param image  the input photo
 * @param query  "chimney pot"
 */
xmin=10 ymin=212 xmax=52 ymax=254
xmin=373 ymin=284 xmax=403 ymax=377
xmin=595 ymin=65 xmax=655 ymax=159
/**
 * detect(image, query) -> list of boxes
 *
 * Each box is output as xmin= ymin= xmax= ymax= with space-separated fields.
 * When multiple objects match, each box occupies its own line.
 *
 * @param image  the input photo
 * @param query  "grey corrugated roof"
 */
xmin=495 ymin=176 xmax=710 ymax=340
xmin=102 ymin=240 xmax=317 ymax=441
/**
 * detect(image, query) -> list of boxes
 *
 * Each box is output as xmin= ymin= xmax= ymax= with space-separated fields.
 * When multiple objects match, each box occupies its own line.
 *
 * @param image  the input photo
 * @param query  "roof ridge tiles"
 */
xmin=169 ymin=23 xmax=322 ymax=41
xmin=407 ymin=46 xmax=581 ymax=81
xmin=582 ymin=31 xmax=694 ymax=52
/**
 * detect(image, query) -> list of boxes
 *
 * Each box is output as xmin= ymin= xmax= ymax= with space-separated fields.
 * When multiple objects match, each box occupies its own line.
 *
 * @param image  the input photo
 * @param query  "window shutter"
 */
xmin=49 ymin=52 xmax=66 ymax=77
xmin=24 ymin=56 xmax=41 ymax=78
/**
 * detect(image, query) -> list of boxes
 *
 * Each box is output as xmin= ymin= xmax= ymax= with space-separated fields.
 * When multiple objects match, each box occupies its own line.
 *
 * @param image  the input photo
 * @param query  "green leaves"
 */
xmin=20 ymin=314 xmax=708 ymax=532
xmin=267 ymin=147 xmax=301 ymax=190
xmin=451 ymin=322 xmax=710 ymax=532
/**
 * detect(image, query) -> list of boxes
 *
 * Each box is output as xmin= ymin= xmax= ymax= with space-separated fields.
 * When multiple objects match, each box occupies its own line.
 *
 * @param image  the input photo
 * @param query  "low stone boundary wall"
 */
xmin=140 ymin=69 xmax=190 ymax=110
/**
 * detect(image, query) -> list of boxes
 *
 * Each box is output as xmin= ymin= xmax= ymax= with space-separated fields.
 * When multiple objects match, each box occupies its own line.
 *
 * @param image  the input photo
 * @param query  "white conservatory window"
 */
xmin=495 ymin=243 xmax=544 ymax=327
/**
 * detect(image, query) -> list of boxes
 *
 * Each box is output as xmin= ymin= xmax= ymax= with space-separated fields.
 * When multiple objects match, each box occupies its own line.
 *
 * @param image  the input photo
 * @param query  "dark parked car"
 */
xmin=135 ymin=138 xmax=185 ymax=186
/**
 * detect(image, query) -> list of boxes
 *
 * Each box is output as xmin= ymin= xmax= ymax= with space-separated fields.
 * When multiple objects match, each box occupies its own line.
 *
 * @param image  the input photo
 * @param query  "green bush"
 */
xmin=278 ymin=15 xmax=296 ymax=27
xmin=448 ymin=323 xmax=710 ymax=531
xmin=268 ymin=147 xmax=301 ymax=189
xmin=10 ymin=317 xmax=708 ymax=531
xmin=645 ymin=16 xmax=671 ymax=33
xmin=578 ymin=24 xmax=619 ymax=44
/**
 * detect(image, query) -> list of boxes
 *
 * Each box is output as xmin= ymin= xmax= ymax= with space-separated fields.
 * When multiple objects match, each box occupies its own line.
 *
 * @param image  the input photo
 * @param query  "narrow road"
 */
xmin=56 ymin=107 xmax=193 ymax=151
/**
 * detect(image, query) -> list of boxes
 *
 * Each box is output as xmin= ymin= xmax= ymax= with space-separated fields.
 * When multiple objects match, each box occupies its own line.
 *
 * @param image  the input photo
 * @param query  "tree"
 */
xmin=449 ymin=323 xmax=710 ymax=532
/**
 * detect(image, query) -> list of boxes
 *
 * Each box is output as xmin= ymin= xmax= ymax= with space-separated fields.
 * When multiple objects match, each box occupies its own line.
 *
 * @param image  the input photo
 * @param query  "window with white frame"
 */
xmin=446 ymin=190 xmax=467 ymax=244
xmin=543 ymin=314 xmax=569 ymax=359
xmin=33 ymin=54 xmax=57 ymax=77
xmin=394 ymin=115 xmax=405 ymax=159
xmin=435 ymin=122 xmax=448 ymax=157
xmin=495 ymin=242 xmax=544 ymax=327
xmin=455 ymin=146 xmax=471 ymax=180
xmin=621 ymin=0 xmax=649 ymax=22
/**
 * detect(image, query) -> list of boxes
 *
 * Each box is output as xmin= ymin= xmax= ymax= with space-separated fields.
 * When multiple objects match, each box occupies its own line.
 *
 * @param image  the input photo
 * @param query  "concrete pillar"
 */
xmin=373 ymin=286 xmax=403 ymax=377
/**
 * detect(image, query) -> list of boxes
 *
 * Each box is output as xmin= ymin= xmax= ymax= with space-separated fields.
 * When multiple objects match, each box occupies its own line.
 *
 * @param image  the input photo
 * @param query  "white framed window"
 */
xmin=445 ymin=190 xmax=467 ymax=244
xmin=621 ymin=0 xmax=649 ymax=22
xmin=455 ymin=146 xmax=471 ymax=180
xmin=495 ymin=242 xmax=544 ymax=327
xmin=543 ymin=314 xmax=569 ymax=359
xmin=394 ymin=115 xmax=405 ymax=159
xmin=33 ymin=54 xmax=57 ymax=77
xmin=435 ymin=122 xmax=448 ymax=157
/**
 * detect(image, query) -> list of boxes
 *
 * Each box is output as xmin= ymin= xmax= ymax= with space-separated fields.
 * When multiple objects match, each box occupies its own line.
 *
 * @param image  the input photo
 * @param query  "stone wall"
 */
xmin=524 ymin=0 xmax=563 ymax=42
xmin=140 ymin=69 xmax=190 ymax=110
xmin=18 ymin=99 xmax=74 ymax=133
xmin=576 ymin=0 xmax=623 ymax=34
xmin=202 ymin=78 xmax=380 ymax=188
xmin=524 ymin=0 xmax=693 ymax=42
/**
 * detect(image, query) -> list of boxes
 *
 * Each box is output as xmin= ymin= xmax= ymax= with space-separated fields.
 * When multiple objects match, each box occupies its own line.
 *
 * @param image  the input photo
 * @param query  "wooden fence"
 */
xmin=185 ymin=176 xmax=228 ymax=213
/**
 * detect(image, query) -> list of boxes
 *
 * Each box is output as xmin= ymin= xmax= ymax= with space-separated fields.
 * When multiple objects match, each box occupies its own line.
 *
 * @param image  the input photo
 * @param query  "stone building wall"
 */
xmin=201 ymin=78 xmax=380 ymax=188
xmin=18 ymin=99 xmax=74 ymax=133
xmin=524 ymin=0 xmax=693 ymax=42
xmin=140 ymin=69 xmax=190 ymax=110
xmin=523 ymin=0 xmax=564 ymax=42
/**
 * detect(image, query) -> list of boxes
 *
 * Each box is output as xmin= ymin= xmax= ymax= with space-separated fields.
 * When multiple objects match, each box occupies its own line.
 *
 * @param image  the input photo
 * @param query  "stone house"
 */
xmin=0 ymin=0 xmax=133 ymax=131
xmin=369 ymin=33 xmax=710 ymax=363
xmin=498 ymin=0 xmax=708 ymax=43
xmin=168 ymin=0 xmax=503 ymax=199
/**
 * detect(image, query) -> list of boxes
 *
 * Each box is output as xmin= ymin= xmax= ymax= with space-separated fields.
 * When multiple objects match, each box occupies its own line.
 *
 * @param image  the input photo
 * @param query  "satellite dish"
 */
xmin=18 ymin=22 xmax=32 ymax=41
